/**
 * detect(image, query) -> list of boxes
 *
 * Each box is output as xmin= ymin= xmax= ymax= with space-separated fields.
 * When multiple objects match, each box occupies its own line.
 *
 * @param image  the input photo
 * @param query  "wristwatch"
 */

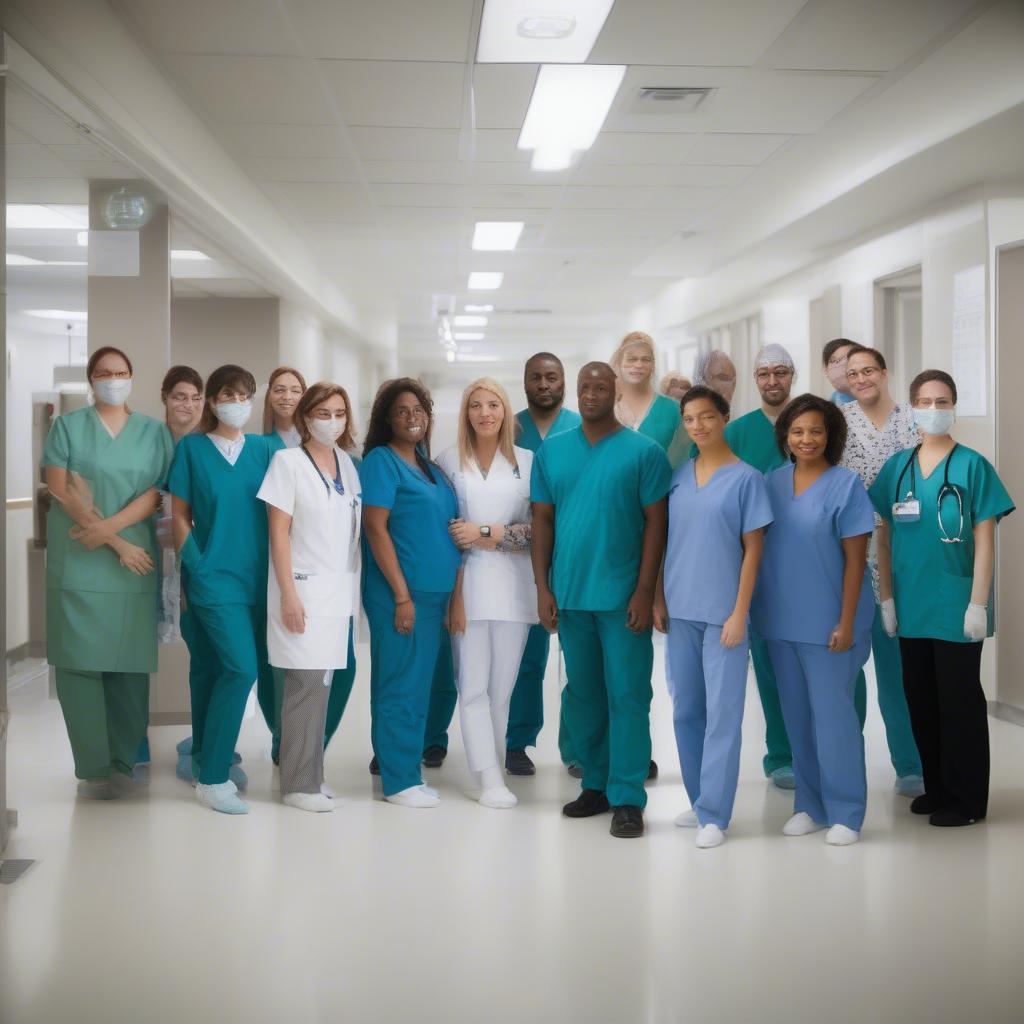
xmin=479 ymin=525 xmax=491 ymax=538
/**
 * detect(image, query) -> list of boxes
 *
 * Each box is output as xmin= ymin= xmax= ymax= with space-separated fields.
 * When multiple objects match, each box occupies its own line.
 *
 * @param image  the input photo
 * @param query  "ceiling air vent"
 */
xmin=634 ymin=87 xmax=714 ymax=114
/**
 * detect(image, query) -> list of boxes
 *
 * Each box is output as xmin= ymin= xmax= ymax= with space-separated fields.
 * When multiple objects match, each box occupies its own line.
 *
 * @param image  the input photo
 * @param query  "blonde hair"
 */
xmin=457 ymin=378 xmax=517 ymax=471
xmin=262 ymin=366 xmax=307 ymax=433
xmin=610 ymin=331 xmax=657 ymax=379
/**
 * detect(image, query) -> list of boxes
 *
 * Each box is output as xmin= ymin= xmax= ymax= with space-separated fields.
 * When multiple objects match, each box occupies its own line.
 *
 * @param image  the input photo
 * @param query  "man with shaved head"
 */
xmin=531 ymin=362 xmax=671 ymax=838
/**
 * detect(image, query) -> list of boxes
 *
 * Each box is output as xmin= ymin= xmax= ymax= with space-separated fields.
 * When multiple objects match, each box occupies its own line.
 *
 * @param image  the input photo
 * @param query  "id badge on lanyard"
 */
xmin=893 ymin=495 xmax=921 ymax=523
xmin=346 ymin=497 xmax=360 ymax=574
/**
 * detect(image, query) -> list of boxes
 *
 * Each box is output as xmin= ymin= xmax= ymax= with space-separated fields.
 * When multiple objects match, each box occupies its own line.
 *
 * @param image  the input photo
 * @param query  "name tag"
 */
xmin=892 ymin=499 xmax=921 ymax=523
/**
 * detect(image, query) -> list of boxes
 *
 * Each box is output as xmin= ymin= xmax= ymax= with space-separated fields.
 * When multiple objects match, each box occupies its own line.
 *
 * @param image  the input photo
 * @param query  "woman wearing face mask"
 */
xmin=263 ymin=366 xmax=307 ymax=449
xmin=42 ymin=346 xmax=173 ymax=799
xmin=167 ymin=364 xmax=278 ymax=814
xmin=611 ymin=331 xmax=680 ymax=452
xmin=870 ymin=370 xmax=1014 ymax=827
xmin=361 ymin=378 xmax=460 ymax=808
xmin=436 ymin=379 xmax=537 ymax=809
xmin=258 ymin=383 xmax=361 ymax=812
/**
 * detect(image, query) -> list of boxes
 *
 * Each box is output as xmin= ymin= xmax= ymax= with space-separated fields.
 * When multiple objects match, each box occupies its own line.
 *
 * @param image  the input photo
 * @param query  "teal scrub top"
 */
xmin=514 ymin=406 xmax=582 ymax=453
xmin=724 ymin=409 xmax=787 ymax=475
xmin=869 ymin=444 xmax=1014 ymax=643
xmin=360 ymin=445 xmax=460 ymax=601
xmin=637 ymin=394 xmax=680 ymax=452
xmin=531 ymin=426 xmax=671 ymax=611
xmin=166 ymin=433 xmax=277 ymax=607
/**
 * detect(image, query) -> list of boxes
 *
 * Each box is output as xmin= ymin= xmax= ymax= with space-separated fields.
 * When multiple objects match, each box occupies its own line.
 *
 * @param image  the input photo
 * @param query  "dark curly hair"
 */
xmin=679 ymin=384 xmax=729 ymax=418
xmin=774 ymin=392 xmax=847 ymax=466
xmin=363 ymin=377 xmax=437 ymax=478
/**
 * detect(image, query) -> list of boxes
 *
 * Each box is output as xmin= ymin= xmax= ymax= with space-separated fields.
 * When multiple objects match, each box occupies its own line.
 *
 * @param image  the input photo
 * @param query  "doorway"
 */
xmin=873 ymin=267 xmax=922 ymax=401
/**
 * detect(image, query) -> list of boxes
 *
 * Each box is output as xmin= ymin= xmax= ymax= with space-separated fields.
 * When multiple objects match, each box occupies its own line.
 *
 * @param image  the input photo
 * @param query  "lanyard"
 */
xmin=301 ymin=445 xmax=344 ymax=496
xmin=894 ymin=443 xmax=958 ymax=503
xmin=894 ymin=443 xmax=964 ymax=542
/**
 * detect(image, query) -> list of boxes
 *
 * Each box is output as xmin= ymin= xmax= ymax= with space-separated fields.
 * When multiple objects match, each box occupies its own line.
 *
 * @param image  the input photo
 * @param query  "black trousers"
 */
xmin=899 ymin=637 xmax=989 ymax=819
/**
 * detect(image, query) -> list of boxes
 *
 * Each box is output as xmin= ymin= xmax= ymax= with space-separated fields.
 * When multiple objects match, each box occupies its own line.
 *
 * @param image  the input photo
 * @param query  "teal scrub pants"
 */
xmin=367 ymin=591 xmax=450 ymax=797
xmin=559 ymin=609 xmax=654 ymax=809
xmin=505 ymin=623 xmax=549 ymax=750
xmin=55 ymin=668 xmax=149 ymax=780
xmin=423 ymin=626 xmax=458 ymax=751
xmin=181 ymin=602 xmax=268 ymax=786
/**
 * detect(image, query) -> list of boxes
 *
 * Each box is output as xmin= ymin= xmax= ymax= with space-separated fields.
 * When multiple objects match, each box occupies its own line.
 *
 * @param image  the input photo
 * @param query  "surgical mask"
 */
xmin=913 ymin=407 xmax=955 ymax=436
xmin=93 ymin=378 xmax=133 ymax=406
xmin=825 ymin=362 xmax=848 ymax=390
xmin=214 ymin=400 xmax=252 ymax=429
xmin=308 ymin=416 xmax=345 ymax=446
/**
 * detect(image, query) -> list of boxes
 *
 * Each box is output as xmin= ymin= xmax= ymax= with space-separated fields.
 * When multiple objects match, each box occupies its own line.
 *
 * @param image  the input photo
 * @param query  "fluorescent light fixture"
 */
xmin=477 ymin=0 xmax=615 ymax=63
xmin=25 ymin=308 xmax=88 ymax=321
xmin=77 ymin=231 xmax=89 ymax=247
xmin=518 ymin=64 xmax=626 ymax=170
xmin=472 ymin=221 xmax=524 ymax=251
xmin=6 ymin=204 xmax=89 ymax=229
xmin=456 ymin=354 xmax=502 ymax=363
xmin=465 ymin=304 xmax=493 ymax=313
xmin=454 ymin=315 xmax=488 ymax=327
xmin=468 ymin=272 xmax=503 ymax=290
xmin=454 ymin=332 xmax=485 ymax=341
xmin=445 ymin=349 xmax=456 ymax=364
xmin=171 ymin=249 xmax=211 ymax=261
xmin=7 ymin=254 xmax=44 ymax=266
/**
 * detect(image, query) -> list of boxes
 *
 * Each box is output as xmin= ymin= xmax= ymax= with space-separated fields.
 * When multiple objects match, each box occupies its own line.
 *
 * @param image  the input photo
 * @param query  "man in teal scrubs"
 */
xmin=532 ymin=363 xmax=670 ymax=838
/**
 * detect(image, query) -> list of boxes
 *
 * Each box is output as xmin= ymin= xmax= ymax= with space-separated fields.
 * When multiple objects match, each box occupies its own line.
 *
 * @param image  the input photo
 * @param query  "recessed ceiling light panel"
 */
xmin=477 ymin=0 xmax=614 ymax=62
xmin=468 ymin=272 xmax=504 ymax=290
xmin=472 ymin=221 xmax=524 ymax=251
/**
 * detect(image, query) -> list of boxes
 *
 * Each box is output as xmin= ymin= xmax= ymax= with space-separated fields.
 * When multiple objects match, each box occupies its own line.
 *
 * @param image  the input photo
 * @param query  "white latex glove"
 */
xmin=964 ymin=603 xmax=987 ymax=641
xmin=880 ymin=598 xmax=898 ymax=638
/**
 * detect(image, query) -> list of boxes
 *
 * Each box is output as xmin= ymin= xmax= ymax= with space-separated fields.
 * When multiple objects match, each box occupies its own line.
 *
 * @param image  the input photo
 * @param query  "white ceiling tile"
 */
xmin=472 ymin=65 xmax=537 ymax=130
xmin=545 ymin=208 xmax=693 ymax=243
xmin=471 ymin=129 xmax=530 ymax=162
xmin=261 ymin=181 xmax=375 ymax=221
xmin=64 ymin=161 xmax=138 ymax=179
xmin=161 ymin=54 xmax=336 ymax=123
xmin=686 ymin=133 xmax=791 ymax=164
xmin=348 ymin=127 xmax=461 ymax=161
xmin=471 ymin=162 xmax=570 ymax=186
xmin=318 ymin=60 xmax=465 ymax=128
xmin=5 ymin=125 xmax=34 ymax=144
xmin=289 ymin=0 xmax=474 ymax=61
xmin=559 ymin=186 xmax=727 ymax=211
xmin=5 ymin=85 xmax=58 ymax=122
xmin=9 ymin=117 xmax=90 ymax=146
xmin=370 ymin=183 xmax=563 ymax=209
xmin=586 ymin=133 xmax=700 ymax=165
xmin=250 ymin=157 xmax=361 ymax=182
xmin=47 ymin=142 xmax=116 ymax=163
xmin=362 ymin=161 xmax=471 ymax=185
xmin=4 ymin=179 xmax=89 ymax=204
xmin=572 ymin=162 xmax=752 ymax=188
xmin=219 ymin=123 xmax=354 ymax=158
xmin=6 ymin=144 xmax=76 ymax=178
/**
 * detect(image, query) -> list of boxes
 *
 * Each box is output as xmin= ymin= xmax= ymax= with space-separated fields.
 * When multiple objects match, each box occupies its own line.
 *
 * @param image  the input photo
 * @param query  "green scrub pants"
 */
xmin=423 ymin=626 xmax=458 ymax=752
xmin=559 ymin=609 xmax=654 ymax=809
xmin=505 ymin=623 xmax=549 ymax=751
xmin=55 ymin=668 xmax=149 ymax=780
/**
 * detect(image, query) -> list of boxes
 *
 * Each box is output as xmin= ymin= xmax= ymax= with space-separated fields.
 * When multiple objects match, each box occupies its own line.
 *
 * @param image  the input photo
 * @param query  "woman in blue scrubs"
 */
xmin=655 ymin=386 xmax=772 ymax=849
xmin=168 ymin=364 xmax=278 ymax=814
xmin=361 ymin=378 xmax=460 ymax=808
xmin=870 ymin=370 xmax=1014 ymax=827
xmin=752 ymin=394 xmax=875 ymax=846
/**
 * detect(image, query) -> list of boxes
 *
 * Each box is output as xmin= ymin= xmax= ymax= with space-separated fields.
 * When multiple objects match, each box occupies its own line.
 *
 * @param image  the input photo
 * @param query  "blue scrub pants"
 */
xmin=767 ymin=635 xmax=871 ymax=831
xmin=666 ymin=619 xmax=749 ymax=829
xmin=505 ymin=623 xmax=549 ymax=750
xmin=181 ymin=602 xmax=268 ymax=786
xmin=366 ymin=590 xmax=450 ymax=797
xmin=559 ymin=609 xmax=653 ymax=809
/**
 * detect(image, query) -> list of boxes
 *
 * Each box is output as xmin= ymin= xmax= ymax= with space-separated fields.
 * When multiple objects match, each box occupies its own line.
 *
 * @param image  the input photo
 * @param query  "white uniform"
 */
xmin=257 ymin=446 xmax=361 ymax=670
xmin=435 ymin=445 xmax=536 ymax=776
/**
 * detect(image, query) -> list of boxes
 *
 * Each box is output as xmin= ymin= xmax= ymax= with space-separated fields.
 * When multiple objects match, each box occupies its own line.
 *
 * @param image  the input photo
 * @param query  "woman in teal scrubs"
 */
xmin=870 ymin=370 xmax=1014 ymax=827
xmin=43 ymin=346 xmax=172 ymax=799
xmin=361 ymin=378 xmax=460 ymax=808
xmin=611 ymin=331 xmax=680 ymax=451
xmin=168 ymin=364 xmax=277 ymax=815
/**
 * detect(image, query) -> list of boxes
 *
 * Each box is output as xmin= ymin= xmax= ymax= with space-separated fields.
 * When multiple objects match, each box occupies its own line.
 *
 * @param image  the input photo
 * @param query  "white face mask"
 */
xmin=308 ymin=416 xmax=345 ymax=446
xmin=93 ymin=378 xmax=133 ymax=406
xmin=913 ymin=407 xmax=955 ymax=436
xmin=214 ymin=400 xmax=252 ymax=429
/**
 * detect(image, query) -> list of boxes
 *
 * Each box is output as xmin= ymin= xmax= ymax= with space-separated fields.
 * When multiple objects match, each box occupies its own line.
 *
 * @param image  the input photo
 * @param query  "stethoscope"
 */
xmin=893 ymin=442 xmax=964 ymax=543
xmin=301 ymin=444 xmax=346 ymax=497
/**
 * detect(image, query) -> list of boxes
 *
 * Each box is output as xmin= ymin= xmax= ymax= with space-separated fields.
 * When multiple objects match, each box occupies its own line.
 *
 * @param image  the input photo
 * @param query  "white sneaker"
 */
xmin=479 ymin=786 xmax=517 ymax=809
xmin=320 ymin=782 xmax=337 ymax=799
xmin=674 ymin=808 xmax=698 ymax=828
xmin=421 ymin=784 xmax=439 ymax=798
xmin=825 ymin=824 xmax=859 ymax=846
xmin=385 ymin=785 xmax=441 ymax=808
xmin=284 ymin=792 xmax=335 ymax=813
xmin=783 ymin=812 xmax=826 ymax=836
xmin=695 ymin=824 xmax=725 ymax=849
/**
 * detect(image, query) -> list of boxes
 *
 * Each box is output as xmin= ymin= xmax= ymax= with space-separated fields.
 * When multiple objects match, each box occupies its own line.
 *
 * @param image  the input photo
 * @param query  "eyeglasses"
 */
xmin=169 ymin=391 xmax=203 ymax=404
xmin=92 ymin=369 xmax=131 ymax=381
xmin=755 ymin=368 xmax=793 ymax=383
xmin=846 ymin=366 xmax=881 ymax=381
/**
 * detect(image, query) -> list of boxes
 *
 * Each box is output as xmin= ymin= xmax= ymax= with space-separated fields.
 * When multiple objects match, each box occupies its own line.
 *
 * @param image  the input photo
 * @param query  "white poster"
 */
xmin=951 ymin=263 xmax=986 ymax=417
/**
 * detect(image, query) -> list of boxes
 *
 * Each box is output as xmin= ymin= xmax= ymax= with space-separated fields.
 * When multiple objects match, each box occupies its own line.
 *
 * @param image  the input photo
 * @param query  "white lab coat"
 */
xmin=257 ymin=446 xmax=361 ymax=669
xmin=435 ymin=445 xmax=537 ymax=624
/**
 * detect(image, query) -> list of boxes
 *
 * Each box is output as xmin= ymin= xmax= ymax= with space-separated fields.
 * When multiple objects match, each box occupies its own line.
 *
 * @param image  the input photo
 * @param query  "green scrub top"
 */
xmin=724 ymin=408 xmax=787 ymax=475
xmin=637 ymin=394 xmax=680 ymax=452
xmin=514 ymin=406 xmax=582 ymax=453
xmin=166 ymin=433 xmax=277 ymax=607
xmin=531 ymin=426 xmax=671 ymax=611
xmin=42 ymin=406 xmax=173 ymax=672
xmin=869 ymin=444 xmax=1014 ymax=643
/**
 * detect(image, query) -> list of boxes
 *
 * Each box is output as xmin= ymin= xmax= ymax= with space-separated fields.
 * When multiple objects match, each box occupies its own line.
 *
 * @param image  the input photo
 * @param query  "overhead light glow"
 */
xmin=77 ymin=231 xmax=89 ymax=247
xmin=454 ymin=315 xmax=488 ymax=327
xmin=6 ymin=204 xmax=89 ymax=230
xmin=445 ymin=350 xmax=456 ymax=364
xmin=7 ymin=254 xmax=44 ymax=266
xmin=456 ymin=354 xmax=503 ymax=363
xmin=454 ymin=332 xmax=485 ymax=341
xmin=477 ymin=0 xmax=615 ymax=63
xmin=472 ymin=221 xmax=524 ymax=251
xmin=518 ymin=64 xmax=626 ymax=170
xmin=25 ymin=309 xmax=88 ymax=321
xmin=171 ymin=249 xmax=211 ymax=261
xmin=468 ymin=272 xmax=503 ymax=290
xmin=465 ymin=304 xmax=493 ymax=313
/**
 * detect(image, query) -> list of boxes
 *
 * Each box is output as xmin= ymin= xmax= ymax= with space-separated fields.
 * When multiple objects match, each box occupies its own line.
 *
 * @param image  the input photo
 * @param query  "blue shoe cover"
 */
xmin=196 ymin=782 xmax=249 ymax=814
xmin=175 ymin=754 xmax=197 ymax=784
xmin=176 ymin=736 xmax=193 ymax=756
xmin=228 ymin=764 xmax=248 ymax=791
xmin=771 ymin=766 xmax=796 ymax=790
xmin=232 ymin=750 xmax=243 ymax=765
xmin=895 ymin=774 xmax=925 ymax=798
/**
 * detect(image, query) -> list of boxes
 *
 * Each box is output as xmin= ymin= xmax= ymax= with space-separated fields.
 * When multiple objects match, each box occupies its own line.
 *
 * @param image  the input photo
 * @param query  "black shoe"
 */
xmin=505 ymin=749 xmax=535 ymax=776
xmin=646 ymin=759 xmax=658 ymax=781
xmin=910 ymin=793 xmax=943 ymax=815
xmin=562 ymin=789 xmax=610 ymax=818
xmin=610 ymin=805 xmax=645 ymax=838
xmin=566 ymin=763 xmax=583 ymax=779
xmin=368 ymin=756 xmax=380 ymax=776
xmin=422 ymin=745 xmax=447 ymax=768
xmin=929 ymin=809 xmax=983 ymax=827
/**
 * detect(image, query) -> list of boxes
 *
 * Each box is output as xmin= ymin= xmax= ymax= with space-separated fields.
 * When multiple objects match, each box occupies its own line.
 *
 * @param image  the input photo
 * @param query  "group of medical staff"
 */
xmin=41 ymin=330 xmax=1013 ymax=842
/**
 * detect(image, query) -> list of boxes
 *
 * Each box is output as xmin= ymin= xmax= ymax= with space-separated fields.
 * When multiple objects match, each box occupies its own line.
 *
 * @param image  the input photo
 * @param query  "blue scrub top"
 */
xmin=531 ymin=426 xmax=671 ymax=611
xmin=515 ymin=406 xmax=582 ymax=453
xmin=831 ymin=390 xmax=856 ymax=406
xmin=360 ymin=445 xmax=460 ymax=601
xmin=665 ymin=459 xmax=773 ymax=625
xmin=869 ymin=444 xmax=1014 ymax=643
xmin=752 ymin=463 xmax=875 ymax=645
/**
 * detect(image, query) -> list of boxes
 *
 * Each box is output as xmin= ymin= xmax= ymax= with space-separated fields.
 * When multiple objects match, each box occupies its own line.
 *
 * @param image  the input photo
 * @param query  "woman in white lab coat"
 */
xmin=258 ymin=382 xmax=361 ymax=812
xmin=437 ymin=378 xmax=537 ymax=809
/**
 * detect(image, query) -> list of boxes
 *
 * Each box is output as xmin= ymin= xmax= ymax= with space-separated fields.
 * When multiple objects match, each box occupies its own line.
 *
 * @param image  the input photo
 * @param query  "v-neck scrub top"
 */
xmin=531 ymin=426 xmax=671 ymax=611
xmin=869 ymin=445 xmax=1014 ymax=642
xmin=752 ymin=464 xmax=875 ymax=645
xmin=664 ymin=459 xmax=772 ymax=625
xmin=515 ymin=406 xmax=582 ymax=453
xmin=724 ymin=409 xmax=787 ymax=475
xmin=636 ymin=394 xmax=681 ymax=452
xmin=360 ymin=445 xmax=460 ymax=603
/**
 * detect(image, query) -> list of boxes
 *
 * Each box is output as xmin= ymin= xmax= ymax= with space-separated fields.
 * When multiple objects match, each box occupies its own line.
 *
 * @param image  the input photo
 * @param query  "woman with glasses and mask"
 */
xmin=870 ymin=370 xmax=1013 ymax=827
xmin=42 ymin=346 xmax=173 ymax=799
xmin=361 ymin=378 xmax=460 ymax=808
xmin=168 ymin=364 xmax=278 ymax=814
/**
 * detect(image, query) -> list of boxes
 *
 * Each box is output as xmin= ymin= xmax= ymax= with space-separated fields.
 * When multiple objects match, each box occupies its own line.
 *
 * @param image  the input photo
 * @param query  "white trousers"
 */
xmin=452 ymin=620 xmax=530 ymax=774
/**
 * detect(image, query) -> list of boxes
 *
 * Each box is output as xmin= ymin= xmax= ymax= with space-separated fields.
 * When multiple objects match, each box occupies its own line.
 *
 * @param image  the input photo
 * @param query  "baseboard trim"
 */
xmin=989 ymin=700 xmax=1024 ymax=728
xmin=5 ymin=641 xmax=46 ymax=663
xmin=150 ymin=713 xmax=192 ymax=726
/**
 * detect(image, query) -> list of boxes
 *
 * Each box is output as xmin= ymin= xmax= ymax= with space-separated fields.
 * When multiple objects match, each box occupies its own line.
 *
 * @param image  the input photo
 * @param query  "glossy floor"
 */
xmin=3 ymin=645 xmax=1024 ymax=1024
